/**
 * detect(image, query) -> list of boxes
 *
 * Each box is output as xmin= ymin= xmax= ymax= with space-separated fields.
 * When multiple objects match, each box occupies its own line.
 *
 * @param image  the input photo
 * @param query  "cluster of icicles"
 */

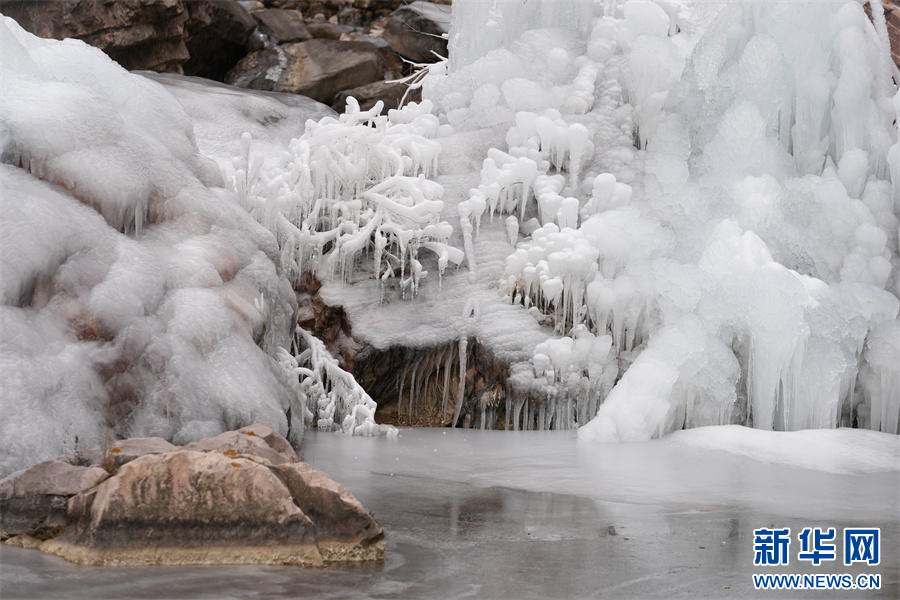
xmin=235 ymin=97 xmax=462 ymax=297
xmin=236 ymin=98 xmax=462 ymax=435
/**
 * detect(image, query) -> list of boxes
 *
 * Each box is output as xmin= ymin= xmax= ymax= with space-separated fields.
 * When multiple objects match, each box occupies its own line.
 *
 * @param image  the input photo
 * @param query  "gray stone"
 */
xmin=225 ymin=39 xmax=385 ymax=104
xmin=253 ymin=8 xmax=311 ymax=43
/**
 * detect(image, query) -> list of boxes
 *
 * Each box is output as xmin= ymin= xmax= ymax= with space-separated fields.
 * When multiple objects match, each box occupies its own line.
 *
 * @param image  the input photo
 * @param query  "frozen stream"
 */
xmin=1 ymin=427 xmax=897 ymax=599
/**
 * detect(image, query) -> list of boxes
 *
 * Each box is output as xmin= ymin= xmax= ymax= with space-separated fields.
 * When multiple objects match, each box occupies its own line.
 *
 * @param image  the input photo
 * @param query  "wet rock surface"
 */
xmin=0 ymin=424 xmax=384 ymax=567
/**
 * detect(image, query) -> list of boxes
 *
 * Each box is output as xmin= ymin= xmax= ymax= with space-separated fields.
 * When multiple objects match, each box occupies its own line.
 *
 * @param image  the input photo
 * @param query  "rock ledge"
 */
xmin=0 ymin=424 xmax=384 ymax=567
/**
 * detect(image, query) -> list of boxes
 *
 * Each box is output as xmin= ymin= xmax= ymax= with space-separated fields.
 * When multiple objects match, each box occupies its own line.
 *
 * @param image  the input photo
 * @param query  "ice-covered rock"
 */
xmin=0 ymin=16 xmax=302 ymax=475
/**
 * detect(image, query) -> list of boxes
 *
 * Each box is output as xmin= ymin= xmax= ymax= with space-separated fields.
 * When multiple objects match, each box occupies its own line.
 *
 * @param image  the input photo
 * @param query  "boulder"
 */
xmin=183 ymin=0 xmax=258 ymax=80
xmin=0 ymin=460 xmax=108 ymax=542
xmin=182 ymin=423 xmax=299 ymax=465
xmin=225 ymin=39 xmax=385 ymax=104
xmin=0 ymin=0 xmax=190 ymax=72
xmin=382 ymin=1 xmax=450 ymax=63
xmin=1 ymin=425 xmax=384 ymax=566
xmin=0 ymin=0 xmax=259 ymax=77
xmin=64 ymin=437 xmax=179 ymax=471
xmin=305 ymin=20 xmax=353 ymax=40
xmin=332 ymin=79 xmax=421 ymax=113
xmin=253 ymin=8 xmax=311 ymax=43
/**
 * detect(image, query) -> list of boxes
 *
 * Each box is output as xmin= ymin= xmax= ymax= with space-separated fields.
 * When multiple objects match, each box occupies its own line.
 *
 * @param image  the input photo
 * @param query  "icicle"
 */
xmin=452 ymin=337 xmax=468 ymax=428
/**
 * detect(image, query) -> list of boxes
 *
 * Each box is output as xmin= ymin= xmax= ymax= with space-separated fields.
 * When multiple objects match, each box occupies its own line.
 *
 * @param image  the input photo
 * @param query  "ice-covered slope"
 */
xmin=438 ymin=0 xmax=900 ymax=439
xmin=0 ymin=17 xmax=315 ymax=475
xmin=291 ymin=0 xmax=900 ymax=438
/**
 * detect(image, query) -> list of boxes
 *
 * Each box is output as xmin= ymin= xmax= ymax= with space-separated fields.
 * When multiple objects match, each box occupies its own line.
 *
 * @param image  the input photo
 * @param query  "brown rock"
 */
xmin=253 ymin=8 xmax=311 ymax=43
xmin=272 ymin=462 xmax=384 ymax=560
xmin=305 ymin=21 xmax=353 ymax=40
xmin=0 ymin=460 xmax=108 ymax=541
xmin=64 ymin=437 xmax=179 ymax=471
xmin=225 ymin=39 xmax=385 ymax=104
xmin=0 ymin=0 xmax=190 ymax=72
xmin=183 ymin=0 xmax=258 ymax=80
xmin=56 ymin=452 xmax=317 ymax=552
xmin=2 ymin=426 xmax=383 ymax=566
xmin=332 ymin=79 xmax=422 ymax=113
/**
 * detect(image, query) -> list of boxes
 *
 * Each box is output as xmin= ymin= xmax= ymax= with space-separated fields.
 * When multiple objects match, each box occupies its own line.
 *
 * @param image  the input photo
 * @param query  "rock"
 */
xmin=305 ymin=20 xmax=354 ymax=40
xmin=225 ymin=39 xmax=385 ymax=104
xmin=382 ymin=1 xmax=450 ymax=63
xmin=0 ymin=0 xmax=190 ymax=73
xmin=332 ymin=79 xmax=421 ymax=113
xmin=181 ymin=423 xmax=299 ymax=465
xmin=271 ymin=462 xmax=383 ymax=561
xmin=253 ymin=8 xmax=311 ymax=43
xmin=0 ymin=460 xmax=108 ymax=541
xmin=2 ymin=425 xmax=383 ymax=566
xmin=183 ymin=0 xmax=258 ymax=80
xmin=63 ymin=437 xmax=179 ymax=471
xmin=0 ymin=0 xmax=259 ymax=77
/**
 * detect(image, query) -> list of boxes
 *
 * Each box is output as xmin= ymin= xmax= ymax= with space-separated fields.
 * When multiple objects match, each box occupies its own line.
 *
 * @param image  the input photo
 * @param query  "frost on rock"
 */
xmin=437 ymin=0 xmax=900 ymax=438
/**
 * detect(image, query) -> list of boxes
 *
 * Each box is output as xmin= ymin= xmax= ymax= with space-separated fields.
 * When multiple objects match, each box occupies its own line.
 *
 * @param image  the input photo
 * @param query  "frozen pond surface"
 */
xmin=1 ymin=427 xmax=897 ymax=599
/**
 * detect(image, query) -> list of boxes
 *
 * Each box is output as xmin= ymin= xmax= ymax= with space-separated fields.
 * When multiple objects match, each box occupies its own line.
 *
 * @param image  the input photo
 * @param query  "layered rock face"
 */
xmin=0 ymin=425 xmax=384 ymax=567
xmin=0 ymin=0 xmax=451 ymax=109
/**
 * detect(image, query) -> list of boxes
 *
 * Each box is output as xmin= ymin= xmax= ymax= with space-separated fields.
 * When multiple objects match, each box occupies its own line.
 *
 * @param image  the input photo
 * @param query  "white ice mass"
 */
xmin=1 ymin=0 xmax=899 ymax=475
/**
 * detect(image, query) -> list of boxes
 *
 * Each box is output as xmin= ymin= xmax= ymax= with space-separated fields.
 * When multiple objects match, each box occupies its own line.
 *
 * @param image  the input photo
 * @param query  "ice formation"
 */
xmin=234 ymin=97 xmax=461 ymax=297
xmin=0 ymin=17 xmax=341 ymax=475
xmin=2 ymin=0 xmax=899 ymax=473
xmin=428 ymin=0 xmax=900 ymax=439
